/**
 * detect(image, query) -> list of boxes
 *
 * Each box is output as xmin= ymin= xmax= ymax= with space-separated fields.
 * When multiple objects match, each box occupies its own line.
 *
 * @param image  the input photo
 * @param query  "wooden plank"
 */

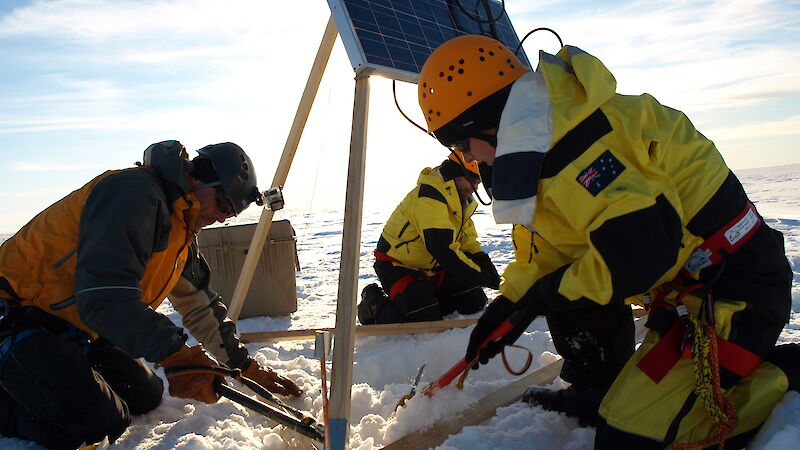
xmin=328 ymin=73 xmax=371 ymax=443
xmin=382 ymin=316 xmax=649 ymax=449
xmin=382 ymin=358 xmax=565 ymax=449
xmin=242 ymin=309 xmax=644 ymax=343
xmin=240 ymin=318 xmax=479 ymax=343
xmin=227 ymin=15 xmax=338 ymax=321
xmin=241 ymin=309 xmax=645 ymax=343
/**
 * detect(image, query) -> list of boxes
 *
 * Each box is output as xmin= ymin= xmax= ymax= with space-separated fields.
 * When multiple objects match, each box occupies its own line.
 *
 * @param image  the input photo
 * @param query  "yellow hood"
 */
xmin=539 ymin=46 xmax=617 ymax=142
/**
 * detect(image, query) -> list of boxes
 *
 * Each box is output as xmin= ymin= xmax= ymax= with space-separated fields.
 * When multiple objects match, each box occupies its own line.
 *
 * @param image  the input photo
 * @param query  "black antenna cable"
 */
xmin=456 ymin=0 xmax=506 ymax=24
xmin=392 ymin=80 xmax=433 ymax=137
xmin=514 ymin=27 xmax=564 ymax=55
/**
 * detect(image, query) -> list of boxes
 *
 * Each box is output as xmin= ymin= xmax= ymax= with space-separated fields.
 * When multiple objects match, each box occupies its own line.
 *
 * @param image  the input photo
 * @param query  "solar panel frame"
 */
xmin=328 ymin=0 xmax=531 ymax=83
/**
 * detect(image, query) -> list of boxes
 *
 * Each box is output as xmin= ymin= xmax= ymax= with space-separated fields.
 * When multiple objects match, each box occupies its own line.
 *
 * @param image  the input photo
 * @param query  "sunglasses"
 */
xmin=449 ymin=132 xmax=497 ymax=153
xmin=195 ymin=181 xmax=236 ymax=218
xmin=215 ymin=192 xmax=235 ymax=218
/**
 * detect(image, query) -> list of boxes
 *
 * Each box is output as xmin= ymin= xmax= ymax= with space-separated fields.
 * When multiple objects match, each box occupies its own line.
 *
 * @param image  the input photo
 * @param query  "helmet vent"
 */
xmin=439 ymin=72 xmax=444 ymax=77
xmin=447 ymin=75 xmax=453 ymax=81
xmin=458 ymin=68 xmax=464 ymax=74
xmin=467 ymin=91 xmax=473 ymax=96
xmin=479 ymin=56 xmax=485 ymax=61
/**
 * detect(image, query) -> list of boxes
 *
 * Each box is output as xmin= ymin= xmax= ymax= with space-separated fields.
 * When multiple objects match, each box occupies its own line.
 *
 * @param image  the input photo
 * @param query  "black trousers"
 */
xmin=546 ymin=302 xmax=636 ymax=391
xmin=373 ymin=261 xmax=488 ymax=324
xmin=0 ymin=308 xmax=163 ymax=450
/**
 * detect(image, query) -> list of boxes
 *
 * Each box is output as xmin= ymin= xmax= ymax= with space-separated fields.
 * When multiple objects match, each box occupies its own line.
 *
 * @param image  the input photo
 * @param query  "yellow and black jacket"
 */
xmin=377 ymin=166 xmax=487 ymax=285
xmin=494 ymin=47 xmax=790 ymax=323
xmin=0 ymin=147 xmax=249 ymax=367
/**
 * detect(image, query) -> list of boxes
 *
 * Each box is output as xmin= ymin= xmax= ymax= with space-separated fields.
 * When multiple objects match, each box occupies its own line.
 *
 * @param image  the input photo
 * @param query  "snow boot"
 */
xmin=767 ymin=343 xmax=800 ymax=392
xmin=357 ymin=283 xmax=388 ymax=325
xmin=522 ymin=384 xmax=604 ymax=426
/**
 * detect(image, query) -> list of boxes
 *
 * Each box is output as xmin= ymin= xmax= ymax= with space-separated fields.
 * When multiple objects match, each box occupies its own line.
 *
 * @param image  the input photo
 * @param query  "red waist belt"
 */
xmin=374 ymin=250 xmax=445 ymax=299
xmin=374 ymin=250 xmax=400 ymax=264
xmin=638 ymin=201 xmax=764 ymax=383
xmin=680 ymin=201 xmax=761 ymax=278
xmin=637 ymin=319 xmax=763 ymax=384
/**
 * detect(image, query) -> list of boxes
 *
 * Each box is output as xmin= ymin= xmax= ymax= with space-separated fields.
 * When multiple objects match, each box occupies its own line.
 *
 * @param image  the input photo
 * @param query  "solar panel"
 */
xmin=327 ymin=0 xmax=531 ymax=83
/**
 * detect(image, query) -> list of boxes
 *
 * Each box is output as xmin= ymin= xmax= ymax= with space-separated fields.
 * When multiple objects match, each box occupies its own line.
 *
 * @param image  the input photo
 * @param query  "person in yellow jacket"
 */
xmin=417 ymin=35 xmax=798 ymax=449
xmin=0 ymin=140 xmax=300 ymax=450
xmin=357 ymin=152 xmax=501 ymax=325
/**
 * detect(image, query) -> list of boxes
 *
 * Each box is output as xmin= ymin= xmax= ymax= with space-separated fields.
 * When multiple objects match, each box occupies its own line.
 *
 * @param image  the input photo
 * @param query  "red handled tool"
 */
xmin=422 ymin=310 xmax=528 ymax=397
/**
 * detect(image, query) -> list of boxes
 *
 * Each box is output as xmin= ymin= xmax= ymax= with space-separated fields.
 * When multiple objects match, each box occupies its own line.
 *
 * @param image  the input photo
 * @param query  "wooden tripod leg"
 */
xmin=328 ymin=73 xmax=371 ymax=449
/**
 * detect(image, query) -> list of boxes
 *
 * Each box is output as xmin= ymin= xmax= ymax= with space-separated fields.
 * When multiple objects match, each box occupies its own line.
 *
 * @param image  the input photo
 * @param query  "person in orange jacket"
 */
xmin=0 ymin=140 xmax=300 ymax=449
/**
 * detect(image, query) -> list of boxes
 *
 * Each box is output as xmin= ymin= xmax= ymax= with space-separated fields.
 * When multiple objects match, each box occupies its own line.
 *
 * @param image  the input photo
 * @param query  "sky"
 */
xmin=1 ymin=0 xmax=799 ymax=234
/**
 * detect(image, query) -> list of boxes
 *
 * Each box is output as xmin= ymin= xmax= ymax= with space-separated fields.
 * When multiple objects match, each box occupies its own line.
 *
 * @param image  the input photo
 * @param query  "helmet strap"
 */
xmin=192 ymin=181 xmax=222 ymax=192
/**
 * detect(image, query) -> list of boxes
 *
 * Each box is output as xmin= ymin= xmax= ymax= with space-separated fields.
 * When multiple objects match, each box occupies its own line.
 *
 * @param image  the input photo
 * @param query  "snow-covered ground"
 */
xmin=1 ymin=163 xmax=798 ymax=449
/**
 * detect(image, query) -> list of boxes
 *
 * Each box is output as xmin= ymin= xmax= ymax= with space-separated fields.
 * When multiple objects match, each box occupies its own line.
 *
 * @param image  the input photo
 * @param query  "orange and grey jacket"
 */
xmin=495 ymin=47 xmax=791 ymax=321
xmin=0 ymin=147 xmax=249 ymax=367
xmin=377 ymin=166 xmax=489 ymax=285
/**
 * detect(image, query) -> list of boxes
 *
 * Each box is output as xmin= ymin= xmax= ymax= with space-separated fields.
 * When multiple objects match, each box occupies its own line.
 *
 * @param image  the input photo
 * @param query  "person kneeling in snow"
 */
xmin=417 ymin=35 xmax=799 ymax=449
xmin=357 ymin=151 xmax=500 ymax=325
xmin=0 ymin=140 xmax=300 ymax=450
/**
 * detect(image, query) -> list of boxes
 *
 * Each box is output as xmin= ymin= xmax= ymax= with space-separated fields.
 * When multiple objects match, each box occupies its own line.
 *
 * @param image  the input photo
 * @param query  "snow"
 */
xmin=1 ymin=163 xmax=799 ymax=449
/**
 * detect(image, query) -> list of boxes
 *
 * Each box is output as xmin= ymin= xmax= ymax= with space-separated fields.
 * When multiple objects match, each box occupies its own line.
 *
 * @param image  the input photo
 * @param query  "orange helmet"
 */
xmin=440 ymin=151 xmax=481 ymax=185
xmin=448 ymin=149 xmax=480 ymax=180
xmin=418 ymin=35 xmax=528 ymax=147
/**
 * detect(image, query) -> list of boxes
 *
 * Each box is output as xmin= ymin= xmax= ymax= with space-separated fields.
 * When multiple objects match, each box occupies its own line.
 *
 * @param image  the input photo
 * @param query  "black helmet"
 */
xmin=194 ymin=142 xmax=260 ymax=216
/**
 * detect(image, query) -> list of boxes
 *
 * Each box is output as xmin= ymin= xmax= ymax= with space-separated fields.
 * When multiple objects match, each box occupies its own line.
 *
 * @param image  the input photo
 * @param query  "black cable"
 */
xmin=392 ymin=79 xmax=433 ymax=136
xmin=478 ymin=0 xmax=500 ymax=39
xmin=514 ymin=27 xmax=564 ymax=56
xmin=457 ymin=0 xmax=506 ymax=24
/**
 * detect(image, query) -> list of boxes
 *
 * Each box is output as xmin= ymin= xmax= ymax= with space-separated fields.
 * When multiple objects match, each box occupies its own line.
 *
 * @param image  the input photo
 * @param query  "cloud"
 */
xmin=511 ymin=0 xmax=800 ymax=111
xmin=706 ymin=115 xmax=800 ymax=141
xmin=0 ymin=0 xmax=335 ymax=136
xmin=0 ymin=0 xmax=300 ymax=40
xmin=10 ymin=161 xmax=100 ymax=172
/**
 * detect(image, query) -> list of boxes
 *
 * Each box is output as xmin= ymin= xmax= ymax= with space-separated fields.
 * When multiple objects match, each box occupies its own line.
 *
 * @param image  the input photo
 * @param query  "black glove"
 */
xmin=468 ymin=252 xmax=501 ymax=290
xmin=465 ymin=295 xmax=540 ymax=369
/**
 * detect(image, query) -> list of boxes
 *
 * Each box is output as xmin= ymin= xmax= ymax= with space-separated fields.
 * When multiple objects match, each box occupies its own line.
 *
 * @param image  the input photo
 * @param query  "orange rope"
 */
xmin=673 ymin=324 xmax=738 ymax=450
xmin=456 ymin=345 xmax=533 ymax=389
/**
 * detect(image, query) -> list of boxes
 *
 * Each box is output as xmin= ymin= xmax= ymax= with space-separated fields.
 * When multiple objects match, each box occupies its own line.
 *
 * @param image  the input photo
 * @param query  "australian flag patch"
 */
xmin=576 ymin=150 xmax=625 ymax=196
